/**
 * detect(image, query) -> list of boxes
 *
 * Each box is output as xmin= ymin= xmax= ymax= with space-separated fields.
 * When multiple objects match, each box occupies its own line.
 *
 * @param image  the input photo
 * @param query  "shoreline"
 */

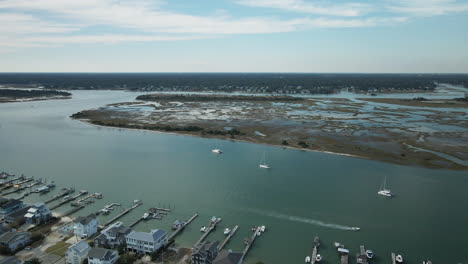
xmin=77 ymin=119 xmax=365 ymax=160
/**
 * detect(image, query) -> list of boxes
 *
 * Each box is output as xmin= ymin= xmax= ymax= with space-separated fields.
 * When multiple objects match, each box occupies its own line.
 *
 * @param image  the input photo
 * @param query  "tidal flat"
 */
xmin=71 ymin=93 xmax=467 ymax=170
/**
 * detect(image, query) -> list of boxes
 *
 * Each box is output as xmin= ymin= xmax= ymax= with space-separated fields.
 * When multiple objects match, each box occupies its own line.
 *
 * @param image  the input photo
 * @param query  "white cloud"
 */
xmin=387 ymin=0 xmax=468 ymax=16
xmin=235 ymin=0 xmax=371 ymax=17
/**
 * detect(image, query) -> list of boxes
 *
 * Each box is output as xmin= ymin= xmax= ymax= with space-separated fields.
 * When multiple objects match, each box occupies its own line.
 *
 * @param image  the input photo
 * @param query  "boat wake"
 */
xmin=243 ymin=208 xmax=360 ymax=231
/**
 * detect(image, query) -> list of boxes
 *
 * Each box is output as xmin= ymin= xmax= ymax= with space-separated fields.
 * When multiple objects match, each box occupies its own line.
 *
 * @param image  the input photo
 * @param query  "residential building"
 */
xmin=0 ymin=230 xmax=31 ymax=252
xmin=94 ymin=221 xmax=131 ymax=248
xmin=0 ymin=256 xmax=21 ymax=264
xmin=3 ymin=206 xmax=31 ymax=225
xmin=213 ymin=250 xmax=243 ymax=264
xmin=0 ymin=199 xmax=24 ymax=218
xmin=125 ymin=229 xmax=167 ymax=254
xmin=88 ymin=247 xmax=118 ymax=264
xmin=66 ymin=240 xmax=91 ymax=264
xmin=74 ymin=214 xmax=98 ymax=239
xmin=24 ymin=202 xmax=52 ymax=225
xmin=191 ymin=240 xmax=220 ymax=264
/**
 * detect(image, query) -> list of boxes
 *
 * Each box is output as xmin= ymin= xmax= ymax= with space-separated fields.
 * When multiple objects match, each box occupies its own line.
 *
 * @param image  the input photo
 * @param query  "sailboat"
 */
xmin=377 ymin=176 xmax=394 ymax=197
xmin=259 ymin=152 xmax=270 ymax=169
xmin=211 ymin=139 xmax=222 ymax=154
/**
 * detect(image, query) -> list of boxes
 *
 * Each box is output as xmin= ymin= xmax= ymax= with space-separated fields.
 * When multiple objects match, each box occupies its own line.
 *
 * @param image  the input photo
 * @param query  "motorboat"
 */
xmin=260 ymin=225 xmax=266 ymax=232
xmin=378 ymin=176 xmax=394 ymax=197
xmin=212 ymin=149 xmax=222 ymax=154
xmin=142 ymin=213 xmax=150 ymax=219
xmin=366 ymin=250 xmax=374 ymax=259
xmin=396 ymin=254 xmax=404 ymax=263
xmin=305 ymin=256 xmax=311 ymax=263
xmin=315 ymin=254 xmax=322 ymax=262
xmin=334 ymin=242 xmax=342 ymax=248
xmin=223 ymin=228 xmax=231 ymax=235
xmin=259 ymin=152 xmax=270 ymax=169
xmin=200 ymin=226 xmax=207 ymax=232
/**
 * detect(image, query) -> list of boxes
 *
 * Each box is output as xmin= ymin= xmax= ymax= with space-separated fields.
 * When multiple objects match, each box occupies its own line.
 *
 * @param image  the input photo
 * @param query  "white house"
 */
xmin=24 ymin=202 xmax=51 ymax=225
xmin=88 ymin=247 xmax=118 ymax=264
xmin=73 ymin=214 xmax=98 ymax=239
xmin=66 ymin=240 xmax=91 ymax=264
xmin=125 ymin=229 xmax=167 ymax=254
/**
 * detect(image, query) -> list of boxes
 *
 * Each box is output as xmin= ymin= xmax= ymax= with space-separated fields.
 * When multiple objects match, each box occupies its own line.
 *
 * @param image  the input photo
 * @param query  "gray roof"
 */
xmin=75 ymin=214 xmax=97 ymax=225
xmin=213 ymin=250 xmax=243 ymax=264
xmin=88 ymin=247 xmax=118 ymax=260
xmin=0 ymin=231 xmax=31 ymax=244
xmin=126 ymin=229 xmax=167 ymax=243
xmin=0 ymin=199 xmax=22 ymax=210
xmin=0 ymin=225 xmax=12 ymax=236
xmin=33 ymin=202 xmax=46 ymax=208
xmin=68 ymin=240 xmax=90 ymax=254
xmin=0 ymin=256 xmax=21 ymax=264
xmin=193 ymin=240 xmax=219 ymax=256
xmin=5 ymin=206 xmax=31 ymax=220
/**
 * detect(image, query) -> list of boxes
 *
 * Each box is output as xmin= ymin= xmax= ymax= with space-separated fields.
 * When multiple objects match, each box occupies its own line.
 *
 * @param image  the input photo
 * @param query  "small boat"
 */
xmin=211 ymin=216 xmax=217 ymax=223
xmin=244 ymin=238 xmax=251 ymax=245
xmin=396 ymin=254 xmax=404 ymax=263
xmin=251 ymin=226 xmax=257 ymax=232
xmin=366 ymin=250 xmax=374 ymax=259
xmin=334 ymin=242 xmax=342 ymax=248
xmin=351 ymin=227 xmax=360 ymax=231
xmin=100 ymin=208 xmax=110 ymax=215
xmin=212 ymin=149 xmax=222 ymax=154
xmin=256 ymin=231 xmax=261 ymax=236
xmin=316 ymin=254 xmax=322 ymax=262
xmin=142 ymin=213 xmax=150 ymax=219
xmin=223 ymin=228 xmax=231 ymax=235
xmin=133 ymin=199 xmax=141 ymax=204
xmin=259 ymin=152 xmax=270 ymax=169
xmin=200 ymin=226 xmax=207 ymax=232
xmin=377 ymin=176 xmax=394 ymax=197
xmin=260 ymin=225 xmax=266 ymax=232
xmin=305 ymin=256 xmax=311 ymax=263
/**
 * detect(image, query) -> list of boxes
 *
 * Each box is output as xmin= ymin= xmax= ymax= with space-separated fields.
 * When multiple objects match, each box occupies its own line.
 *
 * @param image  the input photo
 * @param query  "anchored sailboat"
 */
xmin=211 ymin=139 xmax=223 ymax=154
xmin=377 ymin=176 xmax=394 ymax=197
xmin=259 ymin=152 xmax=270 ymax=169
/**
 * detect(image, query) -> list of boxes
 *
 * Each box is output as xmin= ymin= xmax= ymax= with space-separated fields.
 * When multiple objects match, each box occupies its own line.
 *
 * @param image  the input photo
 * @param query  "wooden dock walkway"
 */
xmin=356 ymin=245 xmax=368 ymax=264
xmin=218 ymin=225 xmax=239 ymax=251
xmin=391 ymin=253 xmax=396 ymax=264
xmin=44 ymin=188 xmax=75 ymax=204
xmin=240 ymin=226 xmax=261 ymax=262
xmin=0 ymin=176 xmax=26 ymax=191
xmin=60 ymin=205 xmax=85 ymax=217
xmin=194 ymin=218 xmax=222 ymax=246
xmin=341 ymin=254 xmax=349 ymax=264
xmin=167 ymin=213 xmax=198 ymax=241
xmin=103 ymin=201 xmax=142 ymax=227
xmin=3 ymin=180 xmax=41 ymax=196
xmin=49 ymin=190 xmax=87 ymax=210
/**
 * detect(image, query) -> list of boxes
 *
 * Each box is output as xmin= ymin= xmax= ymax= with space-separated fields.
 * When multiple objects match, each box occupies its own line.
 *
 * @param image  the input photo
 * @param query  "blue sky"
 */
xmin=1 ymin=0 xmax=468 ymax=73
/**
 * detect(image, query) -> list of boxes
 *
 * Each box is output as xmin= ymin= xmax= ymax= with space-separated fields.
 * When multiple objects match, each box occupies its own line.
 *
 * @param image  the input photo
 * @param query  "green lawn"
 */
xmin=45 ymin=241 xmax=71 ymax=257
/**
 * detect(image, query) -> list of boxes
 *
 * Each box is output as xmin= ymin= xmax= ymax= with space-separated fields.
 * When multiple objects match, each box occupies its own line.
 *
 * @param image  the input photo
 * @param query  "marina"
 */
xmin=49 ymin=190 xmax=88 ymax=210
xmin=194 ymin=217 xmax=222 ymax=246
xmin=44 ymin=188 xmax=75 ymax=204
xmin=102 ymin=200 xmax=143 ymax=227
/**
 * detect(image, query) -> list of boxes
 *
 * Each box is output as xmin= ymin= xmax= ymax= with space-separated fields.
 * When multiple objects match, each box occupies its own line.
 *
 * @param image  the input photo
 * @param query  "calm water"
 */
xmin=1 ymin=90 xmax=468 ymax=264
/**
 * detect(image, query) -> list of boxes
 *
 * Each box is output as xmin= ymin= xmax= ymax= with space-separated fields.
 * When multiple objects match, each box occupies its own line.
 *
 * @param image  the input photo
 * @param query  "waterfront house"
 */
xmin=191 ymin=240 xmax=220 ymax=264
xmin=0 ymin=199 xmax=24 ymax=218
xmin=66 ymin=240 xmax=91 ymax=264
xmin=24 ymin=202 xmax=51 ymax=225
xmin=213 ymin=249 xmax=243 ymax=264
xmin=0 ymin=256 xmax=21 ymax=264
xmin=87 ymin=247 xmax=118 ymax=264
xmin=125 ymin=229 xmax=168 ymax=254
xmin=94 ymin=221 xmax=131 ymax=248
xmin=0 ymin=230 xmax=31 ymax=252
xmin=3 ymin=206 xmax=30 ymax=225
xmin=73 ymin=214 xmax=98 ymax=239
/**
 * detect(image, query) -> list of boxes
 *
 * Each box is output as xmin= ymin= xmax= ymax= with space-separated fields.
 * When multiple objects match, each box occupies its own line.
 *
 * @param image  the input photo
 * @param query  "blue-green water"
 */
xmin=1 ymin=90 xmax=467 ymax=264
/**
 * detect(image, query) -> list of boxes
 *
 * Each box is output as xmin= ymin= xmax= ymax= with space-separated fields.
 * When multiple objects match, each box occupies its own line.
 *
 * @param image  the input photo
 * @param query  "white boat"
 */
xmin=260 ymin=225 xmax=266 ymax=232
xmin=211 ymin=216 xmax=217 ymax=223
xmin=200 ymin=226 xmax=207 ymax=232
xmin=366 ymin=250 xmax=374 ymax=259
xmin=396 ymin=254 xmax=404 ymax=263
xmin=377 ymin=176 xmax=394 ymax=197
xmin=316 ymin=254 xmax=322 ymax=262
xmin=351 ymin=227 xmax=360 ymax=231
xmin=256 ymin=231 xmax=261 ymax=236
xmin=142 ymin=213 xmax=150 ymax=219
xmin=334 ymin=242 xmax=342 ymax=248
xmin=212 ymin=140 xmax=222 ymax=154
xmin=305 ymin=256 xmax=311 ymax=263
xmin=223 ymin=228 xmax=231 ymax=235
xmin=259 ymin=152 xmax=270 ymax=169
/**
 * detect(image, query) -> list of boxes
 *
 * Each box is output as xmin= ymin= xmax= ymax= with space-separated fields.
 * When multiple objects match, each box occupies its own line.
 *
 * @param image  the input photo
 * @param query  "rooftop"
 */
xmin=88 ymin=247 xmax=118 ymax=260
xmin=126 ymin=229 xmax=167 ymax=243
xmin=213 ymin=249 xmax=243 ymax=264
xmin=68 ymin=240 xmax=91 ymax=254
xmin=75 ymin=214 xmax=97 ymax=225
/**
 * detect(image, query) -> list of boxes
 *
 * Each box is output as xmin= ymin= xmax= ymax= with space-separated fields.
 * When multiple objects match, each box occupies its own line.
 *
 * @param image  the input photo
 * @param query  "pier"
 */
xmin=44 ymin=188 xmax=75 ymax=204
xmin=60 ymin=205 xmax=85 ymax=217
xmin=167 ymin=213 xmax=198 ymax=241
xmin=49 ymin=190 xmax=87 ymax=210
xmin=311 ymin=236 xmax=320 ymax=264
xmin=218 ymin=225 xmax=239 ymax=251
xmin=391 ymin=253 xmax=396 ymax=264
xmin=0 ymin=176 xmax=26 ymax=191
xmin=194 ymin=217 xmax=222 ymax=246
xmin=96 ymin=203 xmax=121 ymax=215
xmin=103 ymin=201 xmax=142 ymax=227
xmin=240 ymin=226 xmax=261 ymax=262
xmin=356 ymin=245 xmax=368 ymax=264
xmin=338 ymin=247 xmax=350 ymax=264
xmin=3 ymin=180 xmax=42 ymax=196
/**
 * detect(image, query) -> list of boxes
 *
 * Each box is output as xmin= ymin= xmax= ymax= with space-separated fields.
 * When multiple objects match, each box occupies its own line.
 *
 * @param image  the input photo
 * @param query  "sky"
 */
xmin=1 ymin=0 xmax=468 ymax=73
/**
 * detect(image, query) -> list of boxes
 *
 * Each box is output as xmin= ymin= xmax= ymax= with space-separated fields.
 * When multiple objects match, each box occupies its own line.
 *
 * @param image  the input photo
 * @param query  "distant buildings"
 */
xmin=88 ymin=247 xmax=118 ymax=264
xmin=0 ymin=229 xmax=31 ymax=252
xmin=73 ymin=214 xmax=98 ymax=239
xmin=125 ymin=229 xmax=167 ymax=254
xmin=191 ymin=240 xmax=219 ymax=264
xmin=24 ymin=202 xmax=51 ymax=225
xmin=2 ymin=206 xmax=30 ymax=225
xmin=94 ymin=221 xmax=131 ymax=248
xmin=66 ymin=240 xmax=91 ymax=264
xmin=0 ymin=198 xmax=24 ymax=218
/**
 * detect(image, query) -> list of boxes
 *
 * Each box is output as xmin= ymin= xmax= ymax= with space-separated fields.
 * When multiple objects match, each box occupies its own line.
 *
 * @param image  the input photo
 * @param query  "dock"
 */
xmin=218 ymin=225 xmax=239 ymax=251
xmin=356 ymin=245 xmax=368 ymax=264
xmin=0 ymin=176 xmax=26 ymax=191
xmin=44 ymin=188 xmax=75 ymax=204
xmin=49 ymin=190 xmax=87 ymax=210
xmin=96 ymin=203 xmax=121 ymax=216
xmin=391 ymin=253 xmax=396 ymax=264
xmin=240 ymin=226 xmax=261 ymax=262
xmin=337 ymin=246 xmax=350 ymax=264
xmin=60 ymin=205 xmax=85 ymax=217
xmin=103 ymin=201 xmax=142 ymax=227
xmin=167 ymin=213 xmax=198 ymax=241
xmin=3 ymin=180 xmax=42 ymax=196
xmin=194 ymin=217 xmax=222 ymax=246
xmin=311 ymin=236 xmax=320 ymax=264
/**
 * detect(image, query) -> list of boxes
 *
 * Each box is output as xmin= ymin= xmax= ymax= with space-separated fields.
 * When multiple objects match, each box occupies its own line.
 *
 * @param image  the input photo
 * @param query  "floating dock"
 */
xmin=240 ymin=226 xmax=261 ymax=262
xmin=167 ymin=213 xmax=198 ymax=241
xmin=218 ymin=225 xmax=239 ymax=251
xmin=44 ymin=188 xmax=75 ymax=204
xmin=194 ymin=217 xmax=222 ymax=246
xmin=103 ymin=201 xmax=142 ymax=227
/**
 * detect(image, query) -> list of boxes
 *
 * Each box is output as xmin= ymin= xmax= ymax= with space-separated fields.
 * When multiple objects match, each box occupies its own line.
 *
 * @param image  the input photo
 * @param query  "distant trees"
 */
xmin=0 ymin=89 xmax=71 ymax=98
